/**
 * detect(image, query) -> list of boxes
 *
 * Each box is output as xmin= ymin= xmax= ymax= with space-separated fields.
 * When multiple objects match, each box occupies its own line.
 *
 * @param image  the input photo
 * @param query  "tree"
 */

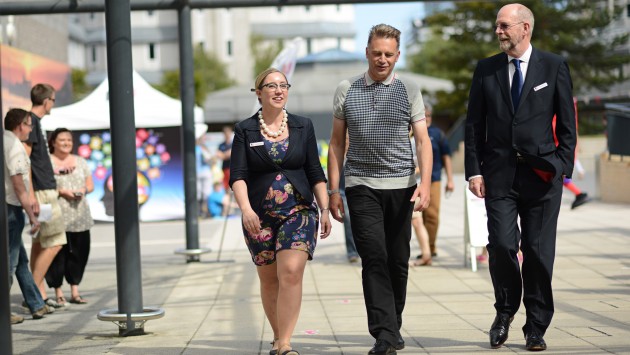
xmin=250 ymin=34 xmax=282 ymax=76
xmin=71 ymin=68 xmax=91 ymax=102
xmin=407 ymin=0 xmax=630 ymax=124
xmin=155 ymin=45 xmax=234 ymax=106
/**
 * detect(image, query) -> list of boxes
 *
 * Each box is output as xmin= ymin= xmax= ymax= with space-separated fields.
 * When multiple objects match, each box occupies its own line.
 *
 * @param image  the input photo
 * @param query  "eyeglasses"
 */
xmin=48 ymin=97 xmax=56 ymax=103
xmin=22 ymin=121 xmax=32 ymax=127
xmin=260 ymin=83 xmax=291 ymax=91
xmin=494 ymin=22 xmax=524 ymax=32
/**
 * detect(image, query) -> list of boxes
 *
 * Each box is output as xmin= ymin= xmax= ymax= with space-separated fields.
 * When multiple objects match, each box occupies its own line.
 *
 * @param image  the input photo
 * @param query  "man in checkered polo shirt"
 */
xmin=327 ymin=24 xmax=433 ymax=355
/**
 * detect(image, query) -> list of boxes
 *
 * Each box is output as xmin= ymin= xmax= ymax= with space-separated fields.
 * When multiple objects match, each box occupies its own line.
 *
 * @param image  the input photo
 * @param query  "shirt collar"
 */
xmin=364 ymin=71 xmax=396 ymax=86
xmin=508 ymin=44 xmax=532 ymax=64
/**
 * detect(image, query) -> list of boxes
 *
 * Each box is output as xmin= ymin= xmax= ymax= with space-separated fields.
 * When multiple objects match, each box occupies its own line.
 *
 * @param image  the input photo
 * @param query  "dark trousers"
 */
xmin=345 ymin=185 xmax=415 ymax=345
xmin=485 ymin=162 xmax=562 ymax=336
xmin=46 ymin=231 xmax=91 ymax=288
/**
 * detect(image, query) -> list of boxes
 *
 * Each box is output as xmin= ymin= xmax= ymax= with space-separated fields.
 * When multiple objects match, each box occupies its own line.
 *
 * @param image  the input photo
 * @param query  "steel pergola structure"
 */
xmin=0 ymin=1 xmax=452 ymax=352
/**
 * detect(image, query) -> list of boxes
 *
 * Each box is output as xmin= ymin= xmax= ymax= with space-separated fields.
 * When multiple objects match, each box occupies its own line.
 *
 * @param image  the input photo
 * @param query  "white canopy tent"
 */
xmin=41 ymin=71 xmax=207 ymax=222
xmin=43 ymin=70 xmax=206 ymax=132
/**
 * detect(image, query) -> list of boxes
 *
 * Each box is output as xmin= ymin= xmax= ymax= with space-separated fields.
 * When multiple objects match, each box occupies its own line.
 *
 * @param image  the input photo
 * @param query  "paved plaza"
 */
xmin=9 ymin=146 xmax=630 ymax=354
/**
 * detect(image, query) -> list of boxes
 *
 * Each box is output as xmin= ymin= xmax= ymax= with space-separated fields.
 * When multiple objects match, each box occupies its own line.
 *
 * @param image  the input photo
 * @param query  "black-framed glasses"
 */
xmin=22 ymin=121 xmax=32 ymax=127
xmin=494 ymin=21 xmax=524 ymax=31
xmin=260 ymin=83 xmax=291 ymax=91
xmin=48 ymin=97 xmax=56 ymax=103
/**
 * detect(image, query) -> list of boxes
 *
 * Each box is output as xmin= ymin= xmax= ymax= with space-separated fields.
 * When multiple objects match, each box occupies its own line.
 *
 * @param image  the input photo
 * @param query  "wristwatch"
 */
xmin=327 ymin=189 xmax=340 ymax=196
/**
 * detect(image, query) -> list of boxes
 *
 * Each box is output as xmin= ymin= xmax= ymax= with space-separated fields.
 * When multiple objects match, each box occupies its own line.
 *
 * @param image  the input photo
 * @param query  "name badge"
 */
xmin=534 ymin=82 xmax=548 ymax=91
xmin=250 ymin=141 xmax=264 ymax=147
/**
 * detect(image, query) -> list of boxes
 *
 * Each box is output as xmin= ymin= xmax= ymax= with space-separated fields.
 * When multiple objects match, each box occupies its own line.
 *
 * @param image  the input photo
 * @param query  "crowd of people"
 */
xmin=4 ymin=84 xmax=93 ymax=325
xmin=5 ymin=3 xmax=585 ymax=354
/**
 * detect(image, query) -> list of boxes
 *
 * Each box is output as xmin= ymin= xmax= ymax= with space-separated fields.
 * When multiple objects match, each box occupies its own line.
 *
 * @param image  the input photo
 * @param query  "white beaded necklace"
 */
xmin=259 ymin=109 xmax=288 ymax=138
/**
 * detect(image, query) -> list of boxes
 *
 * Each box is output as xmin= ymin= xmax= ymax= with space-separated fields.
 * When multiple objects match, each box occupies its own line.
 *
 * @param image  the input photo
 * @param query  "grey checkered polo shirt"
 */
xmin=333 ymin=72 xmax=426 ymax=190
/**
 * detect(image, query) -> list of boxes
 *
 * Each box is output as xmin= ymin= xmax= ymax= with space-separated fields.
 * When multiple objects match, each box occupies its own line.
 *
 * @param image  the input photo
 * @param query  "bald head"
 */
xmin=496 ymin=3 xmax=535 ymax=57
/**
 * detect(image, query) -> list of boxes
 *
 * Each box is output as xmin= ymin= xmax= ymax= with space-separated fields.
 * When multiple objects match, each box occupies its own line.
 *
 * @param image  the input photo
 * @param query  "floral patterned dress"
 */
xmin=244 ymin=137 xmax=319 ymax=266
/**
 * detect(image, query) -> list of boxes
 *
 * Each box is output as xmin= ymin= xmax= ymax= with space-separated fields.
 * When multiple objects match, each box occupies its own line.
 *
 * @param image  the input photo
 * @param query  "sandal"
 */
xmin=69 ymin=296 xmax=88 ymax=304
xmin=56 ymin=296 xmax=68 ymax=306
xmin=269 ymin=338 xmax=279 ymax=355
xmin=412 ymin=258 xmax=432 ymax=266
xmin=278 ymin=344 xmax=299 ymax=355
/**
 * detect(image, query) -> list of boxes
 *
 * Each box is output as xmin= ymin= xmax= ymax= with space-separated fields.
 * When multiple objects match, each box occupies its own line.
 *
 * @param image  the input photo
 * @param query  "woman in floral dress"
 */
xmin=230 ymin=68 xmax=331 ymax=355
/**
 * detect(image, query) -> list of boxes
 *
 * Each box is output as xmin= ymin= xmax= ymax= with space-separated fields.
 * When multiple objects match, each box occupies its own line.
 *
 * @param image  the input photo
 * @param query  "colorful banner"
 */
xmin=73 ymin=126 xmax=184 ymax=222
xmin=0 ymin=44 xmax=71 ymax=115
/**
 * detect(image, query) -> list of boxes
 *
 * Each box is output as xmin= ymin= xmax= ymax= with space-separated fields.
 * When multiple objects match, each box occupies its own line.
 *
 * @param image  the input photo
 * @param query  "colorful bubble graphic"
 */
xmin=76 ymin=128 xmax=173 ymax=212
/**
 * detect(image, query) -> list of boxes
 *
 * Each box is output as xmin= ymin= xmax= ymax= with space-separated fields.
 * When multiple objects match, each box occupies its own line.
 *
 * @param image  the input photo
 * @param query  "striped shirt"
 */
xmin=333 ymin=71 xmax=426 ymax=189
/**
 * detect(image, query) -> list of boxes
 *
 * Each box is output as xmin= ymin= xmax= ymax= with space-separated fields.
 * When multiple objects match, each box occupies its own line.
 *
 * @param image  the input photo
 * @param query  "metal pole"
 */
xmin=178 ymin=0 xmax=201 ymax=262
xmin=104 ymin=0 xmax=145 ymax=336
xmin=0 ymin=43 xmax=15 ymax=355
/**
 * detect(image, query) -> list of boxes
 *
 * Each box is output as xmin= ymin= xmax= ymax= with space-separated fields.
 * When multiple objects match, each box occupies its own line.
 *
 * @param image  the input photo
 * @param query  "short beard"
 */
xmin=499 ymin=38 xmax=516 ymax=52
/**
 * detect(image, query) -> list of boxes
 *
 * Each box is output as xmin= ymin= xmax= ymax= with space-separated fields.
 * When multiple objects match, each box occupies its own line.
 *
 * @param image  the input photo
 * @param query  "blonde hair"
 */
xmin=368 ymin=24 xmax=401 ymax=49
xmin=253 ymin=68 xmax=287 ymax=91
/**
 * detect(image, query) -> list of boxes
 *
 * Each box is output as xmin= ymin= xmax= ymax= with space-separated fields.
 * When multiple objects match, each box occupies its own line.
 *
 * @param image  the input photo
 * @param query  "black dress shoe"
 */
xmin=525 ymin=333 xmax=547 ymax=351
xmin=395 ymin=336 xmax=405 ymax=350
xmin=368 ymin=339 xmax=397 ymax=355
xmin=571 ymin=192 xmax=590 ymax=209
xmin=489 ymin=313 xmax=513 ymax=348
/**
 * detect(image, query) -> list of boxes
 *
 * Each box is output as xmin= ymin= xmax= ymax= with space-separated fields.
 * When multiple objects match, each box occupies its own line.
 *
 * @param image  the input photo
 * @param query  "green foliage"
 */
xmin=407 ymin=0 xmax=630 ymax=125
xmin=250 ymin=34 xmax=282 ymax=76
xmin=155 ymin=45 xmax=234 ymax=106
xmin=71 ymin=68 xmax=90 ymax=102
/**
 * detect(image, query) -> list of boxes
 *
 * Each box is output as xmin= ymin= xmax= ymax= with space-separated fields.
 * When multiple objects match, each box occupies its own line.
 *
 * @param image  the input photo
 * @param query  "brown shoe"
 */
xmin=32 ymin=305 xmax=55 ymax=319
xmin=11 ymin=313 xmax=24 ymax=324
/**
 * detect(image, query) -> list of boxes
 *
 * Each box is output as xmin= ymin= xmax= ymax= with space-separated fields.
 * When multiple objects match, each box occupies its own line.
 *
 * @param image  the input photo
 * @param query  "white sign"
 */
xmin=463 ymin=184 xmax=488 ymax=271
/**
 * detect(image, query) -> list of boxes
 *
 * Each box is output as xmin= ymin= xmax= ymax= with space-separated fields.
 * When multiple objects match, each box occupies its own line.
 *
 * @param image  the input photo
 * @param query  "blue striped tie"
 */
xmin=511 ymin=59 xmax=523 ymax=110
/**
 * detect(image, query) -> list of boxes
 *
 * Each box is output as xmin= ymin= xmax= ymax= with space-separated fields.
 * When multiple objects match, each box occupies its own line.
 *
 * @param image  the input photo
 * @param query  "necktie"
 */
xmin=511 ymin=58 xmax=523 ymax=110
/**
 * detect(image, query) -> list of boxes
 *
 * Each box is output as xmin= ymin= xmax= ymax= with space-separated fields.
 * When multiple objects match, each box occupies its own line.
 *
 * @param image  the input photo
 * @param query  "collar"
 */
xmin=4 ymin=130 xmax=18 ymax=140
xmin=508 ymin=44 xmax=532 ymax=64
xmin=364 ymin=71 xmax=396 ymax=86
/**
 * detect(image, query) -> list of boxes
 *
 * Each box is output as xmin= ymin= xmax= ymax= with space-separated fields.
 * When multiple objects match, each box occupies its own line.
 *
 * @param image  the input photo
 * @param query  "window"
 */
xmin=305 ymin=5 xmax=310 ymax=12
xmin=306 ymin=38 xmax=312 ymax=54
xmin=337 ymin=37 xmax=342 ymax=49
xmin=227 ymin=40 xmax=233 ymax=56
xmin=149 ymin=43 xmax=155 ymax=59
xmin=91 ymin=46 xmax=96 ymax=63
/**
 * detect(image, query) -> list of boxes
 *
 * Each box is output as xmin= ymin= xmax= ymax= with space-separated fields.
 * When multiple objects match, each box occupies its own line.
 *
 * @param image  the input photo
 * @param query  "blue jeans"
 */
xmin=7 ymin=204 xmax=45 ymax=312
xmin=340 ymin=191 xmax=358 ymax=258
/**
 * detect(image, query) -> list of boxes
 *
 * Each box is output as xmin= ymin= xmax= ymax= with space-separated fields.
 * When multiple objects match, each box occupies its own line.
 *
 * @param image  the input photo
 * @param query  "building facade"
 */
xmin=68 ymin=5 xmax=355 ymax=86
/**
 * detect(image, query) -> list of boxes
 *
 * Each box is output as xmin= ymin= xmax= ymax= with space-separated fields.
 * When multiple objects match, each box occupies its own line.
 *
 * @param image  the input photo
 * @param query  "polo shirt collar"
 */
xmin=364 ymin=71 xmax=396 ymax=86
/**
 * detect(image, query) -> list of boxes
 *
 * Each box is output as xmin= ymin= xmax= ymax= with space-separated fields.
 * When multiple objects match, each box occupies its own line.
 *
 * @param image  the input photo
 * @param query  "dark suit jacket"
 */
xmin=229 ymin=112 xmax=326 ymax=216
xmin=464 ymin=47 xmax=577 ymax=198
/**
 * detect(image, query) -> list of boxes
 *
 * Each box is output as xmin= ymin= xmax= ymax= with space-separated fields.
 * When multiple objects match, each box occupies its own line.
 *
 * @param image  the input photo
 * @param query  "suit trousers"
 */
xmin=485 ymin=161 xmax=562 ymax=336
xmin=345 ymin=185 xmax=415 ymax=345
xmin=423 ymin=181 xmax=442 ymax=254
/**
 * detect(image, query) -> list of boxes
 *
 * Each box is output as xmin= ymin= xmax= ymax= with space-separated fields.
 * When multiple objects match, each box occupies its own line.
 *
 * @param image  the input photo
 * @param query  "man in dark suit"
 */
xmin=465 ymin=3 xmax=576 ymax=352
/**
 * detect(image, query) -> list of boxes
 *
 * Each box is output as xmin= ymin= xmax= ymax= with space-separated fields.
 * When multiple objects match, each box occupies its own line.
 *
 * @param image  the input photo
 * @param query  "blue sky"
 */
xmin=354 ymin=2 xmax=425 ymax=68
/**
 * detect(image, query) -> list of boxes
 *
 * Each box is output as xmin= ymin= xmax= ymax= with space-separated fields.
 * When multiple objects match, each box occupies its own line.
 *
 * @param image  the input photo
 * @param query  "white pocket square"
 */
xmin=534 ymin=82 xmax=548 ymax=91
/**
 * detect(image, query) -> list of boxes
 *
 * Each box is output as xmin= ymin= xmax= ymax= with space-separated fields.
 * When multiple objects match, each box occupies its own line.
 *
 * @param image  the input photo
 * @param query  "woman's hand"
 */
xmin=319 ymin=211 xmax=332 ymax=239
xmin=241 ymin=208 xmax=261 ymax=236
xmin=59 ymin=189 xmax=84 ymax=201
